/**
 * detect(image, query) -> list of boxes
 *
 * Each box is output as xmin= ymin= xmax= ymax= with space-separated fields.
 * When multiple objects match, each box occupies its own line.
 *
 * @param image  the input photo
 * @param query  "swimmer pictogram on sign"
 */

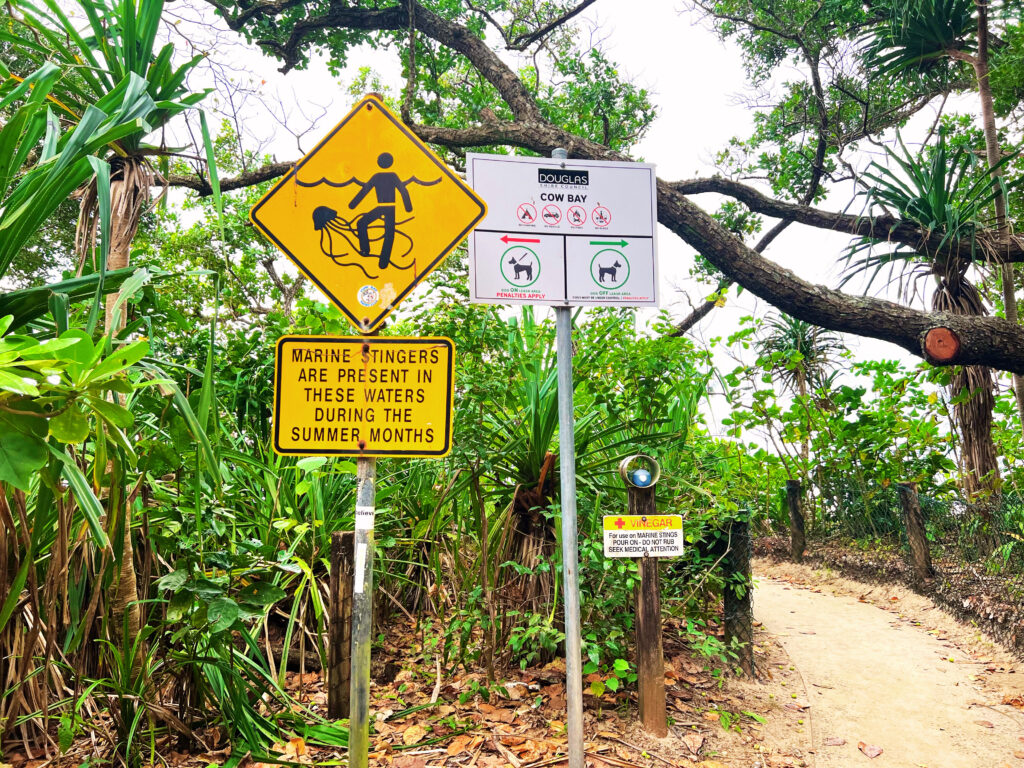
xmin=250 ymin=95 xmax=487 ymax=332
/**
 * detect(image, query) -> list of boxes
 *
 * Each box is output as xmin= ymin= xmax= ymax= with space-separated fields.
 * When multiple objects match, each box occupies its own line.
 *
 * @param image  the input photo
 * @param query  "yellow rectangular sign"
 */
xmin=602 ymin=515 xmax=684 ymax=558
xmin=274 ymin=336 xmax=454 ymax=458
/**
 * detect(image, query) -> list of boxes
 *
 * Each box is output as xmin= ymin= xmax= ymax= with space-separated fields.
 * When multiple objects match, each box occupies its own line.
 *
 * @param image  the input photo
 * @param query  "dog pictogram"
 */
xmin=598 ymin=259 xmax=622 ymax=283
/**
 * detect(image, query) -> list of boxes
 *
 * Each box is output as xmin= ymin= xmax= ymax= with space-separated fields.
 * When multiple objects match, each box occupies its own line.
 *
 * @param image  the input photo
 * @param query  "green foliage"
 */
xmin=861 ymin=0 xmax=975 ymax=77
xmin=842 ymin=133 xmax=1017 ymax=292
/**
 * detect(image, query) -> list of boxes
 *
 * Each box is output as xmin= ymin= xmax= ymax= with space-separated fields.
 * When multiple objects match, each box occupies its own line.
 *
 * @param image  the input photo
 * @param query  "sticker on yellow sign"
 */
xmin=250 ymin=95 xmax=487 ymax=333
xmin=274 ymin=336 xmax=454 ymax=458
xmin=602 ymin=515 xmax=684 ymax=558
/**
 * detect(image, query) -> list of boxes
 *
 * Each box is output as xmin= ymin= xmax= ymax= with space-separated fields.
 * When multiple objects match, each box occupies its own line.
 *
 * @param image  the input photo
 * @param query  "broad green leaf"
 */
xmin=207 ymin=596 xmax=239 ymax=633
xmin=88 ymin=339 xmax=150 ymax=382
xmin=156 ymin=569 xmax=190 ymax=591
xmin=237 ymin=582 xmax=287 ymax=608
xmin=0 ymin=411 xmax=48 ymax=489
xmin=0 ymin=368 xmax=39 ymax=396
xmin=49 ymin=403 xmax=91 ymax=443
xmin=88 ymin=397 xmax=134 ymax=428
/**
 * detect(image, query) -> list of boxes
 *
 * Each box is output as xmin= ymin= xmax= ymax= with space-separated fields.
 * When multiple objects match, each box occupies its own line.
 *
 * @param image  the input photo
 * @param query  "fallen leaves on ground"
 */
xmin=823 ymin=737 xmax=846 ymax=746
xmin=682 ymin=732 xmax=705 ymax=754
xmin=858 ymin=742 xmax=883 ymax=758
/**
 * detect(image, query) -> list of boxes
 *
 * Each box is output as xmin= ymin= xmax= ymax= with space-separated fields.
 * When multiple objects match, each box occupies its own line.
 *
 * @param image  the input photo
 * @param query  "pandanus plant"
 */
xmin=843 ymin=134 xmax=1018 ymax=545
xmin=2 ymin=0 xmax=213 ymax=701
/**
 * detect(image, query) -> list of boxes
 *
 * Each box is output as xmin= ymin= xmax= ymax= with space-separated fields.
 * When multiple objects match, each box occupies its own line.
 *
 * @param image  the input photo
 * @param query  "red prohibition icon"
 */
xmin=516 ymin=202 xmax=537 ymax=224
xmin=567 ymin=205 xmax=586 ymax=227
xmin=541 ymin=204 xmax=562 ymax=225
xmin=592 ymin=205 xmax=611 ymax=228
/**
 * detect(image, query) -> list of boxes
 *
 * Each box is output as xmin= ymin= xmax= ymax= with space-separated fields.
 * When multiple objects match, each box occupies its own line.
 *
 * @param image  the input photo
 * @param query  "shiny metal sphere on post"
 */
xmin=618 ymin=454 xmax=661 ymax=488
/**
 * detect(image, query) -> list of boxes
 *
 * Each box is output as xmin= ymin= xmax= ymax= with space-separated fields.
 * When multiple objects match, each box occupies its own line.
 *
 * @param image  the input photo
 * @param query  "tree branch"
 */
xmin=166 ymin=161 xmax=294 ymax=194
xmin=671 ymin=176 xmax=1024 ymax=265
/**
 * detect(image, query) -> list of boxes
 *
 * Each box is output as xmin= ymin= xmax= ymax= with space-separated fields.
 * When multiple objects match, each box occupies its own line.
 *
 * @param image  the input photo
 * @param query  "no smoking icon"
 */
xmin=516 ymin=202 xmax=537 ymax=224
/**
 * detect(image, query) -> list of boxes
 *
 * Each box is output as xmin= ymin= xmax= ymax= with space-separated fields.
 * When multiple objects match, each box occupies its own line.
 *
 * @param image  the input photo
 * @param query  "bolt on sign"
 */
xmin=602 ymin=515 xmax=684 ymax=558
xmin=250 ymin=95 xmax=487 ymax=332
xmin=274 ymin=336 xmax=454 ymax=458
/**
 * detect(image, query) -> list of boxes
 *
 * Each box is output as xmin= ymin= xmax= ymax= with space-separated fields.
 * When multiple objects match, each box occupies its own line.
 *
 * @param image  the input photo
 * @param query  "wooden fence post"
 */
xmin=629 ymin=484 xmax=667 ymax=737
xmin=328 ymin=530 xmax=355 ymax=719
xmin=786 ymin=479 xmax=805 ymax=563
xmin=897 ymin=483 xmax=934 ymax=584
xmin=723 ymin=517 xmax=754 ymax=676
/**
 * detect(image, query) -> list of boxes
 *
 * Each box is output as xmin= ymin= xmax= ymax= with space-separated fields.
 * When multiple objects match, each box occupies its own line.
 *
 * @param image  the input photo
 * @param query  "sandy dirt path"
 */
xmin=755 ymin=575 xmax=1024 ymax=767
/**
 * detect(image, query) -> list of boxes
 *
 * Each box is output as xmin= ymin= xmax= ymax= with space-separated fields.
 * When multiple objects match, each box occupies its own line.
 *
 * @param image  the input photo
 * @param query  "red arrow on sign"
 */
xmin=501 ymin=234 xmax=541 ymax=244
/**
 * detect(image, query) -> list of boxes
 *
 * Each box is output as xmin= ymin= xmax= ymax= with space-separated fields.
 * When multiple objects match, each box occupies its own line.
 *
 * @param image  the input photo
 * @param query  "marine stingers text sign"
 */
xmin=250 ymin=95 xmax=486 ymax=333
xmin=274 ymin=336 xmax=454 ymax=458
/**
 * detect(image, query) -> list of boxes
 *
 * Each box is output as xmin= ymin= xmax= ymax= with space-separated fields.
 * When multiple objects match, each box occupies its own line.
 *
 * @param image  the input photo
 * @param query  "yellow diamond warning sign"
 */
xmin=251 ymin=95 xmax=487 ymax=332
xmin=274 ymin=336 xmax=454 ymax=458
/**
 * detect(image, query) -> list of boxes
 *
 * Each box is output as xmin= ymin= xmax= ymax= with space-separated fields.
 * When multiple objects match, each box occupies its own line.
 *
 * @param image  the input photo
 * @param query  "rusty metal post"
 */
xmin=552 ymin=147 xmax=584 ymax=768
xmin=348 ymin=458 xmax=376 ymax=768
xmin=328 ymin=530 xmax=354 ymax=718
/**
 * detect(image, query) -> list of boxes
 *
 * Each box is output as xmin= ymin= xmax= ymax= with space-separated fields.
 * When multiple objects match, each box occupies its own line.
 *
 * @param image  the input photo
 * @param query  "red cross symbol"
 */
xmin=614 ymin=518 xmax=626 ymax=529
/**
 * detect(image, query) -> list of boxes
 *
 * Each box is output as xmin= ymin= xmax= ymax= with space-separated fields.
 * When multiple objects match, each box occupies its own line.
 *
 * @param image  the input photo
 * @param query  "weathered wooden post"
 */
xmin=786 ymin=479 xmax=805 ymax=563
xmin=610 ymin=456 xmax=672 ymax=738
xmin=723 ymin=516 xmax=754 ymax=676
xmin=630 ymin=486 xmax=666 ymax=737
xmin=328 ymin=530 xmax=355 ymax=718
xmin=897 ymin=483 xmax=934 ymax=584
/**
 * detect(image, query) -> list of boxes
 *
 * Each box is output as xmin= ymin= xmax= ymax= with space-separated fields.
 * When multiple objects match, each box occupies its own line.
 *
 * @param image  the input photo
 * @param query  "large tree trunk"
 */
xmin=974 ymin=2 xmax=1024 ymax=424
xmin=936 ymin=279 xmax=1001 ymax=554
xmin=99 ymin=159 xmax=150 ymax=665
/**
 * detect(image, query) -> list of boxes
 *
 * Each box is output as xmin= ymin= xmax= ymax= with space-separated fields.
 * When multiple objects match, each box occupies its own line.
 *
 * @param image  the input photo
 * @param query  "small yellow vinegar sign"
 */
xmin=602 ymin=515 xmax=684 ymax=558
xmin=274 ymin=336 xmax=454 ymax=458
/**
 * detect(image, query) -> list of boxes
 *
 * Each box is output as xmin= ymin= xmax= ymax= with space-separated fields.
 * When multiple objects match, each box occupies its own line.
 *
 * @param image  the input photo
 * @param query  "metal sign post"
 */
xmin=348 ymin=457 xmax=376 ymax=768
xmin=252 ymin=95 xmax=480 ymax=768
xmin=552 ymin=148 xmax=585 ymax=768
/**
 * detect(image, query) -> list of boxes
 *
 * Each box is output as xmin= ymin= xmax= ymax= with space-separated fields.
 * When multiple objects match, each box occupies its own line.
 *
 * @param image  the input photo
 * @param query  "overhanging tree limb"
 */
xmin=190 ymin=0 xmax=1024 ymax=374
xmin=671 ymin=176 xmax=1024 ymax=264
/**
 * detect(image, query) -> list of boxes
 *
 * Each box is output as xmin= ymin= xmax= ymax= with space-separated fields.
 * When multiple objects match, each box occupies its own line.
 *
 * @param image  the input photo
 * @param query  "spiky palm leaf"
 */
xmin=757 ymin=313 xmax=845 ymax=396
xmin=841 ymin=133 xmax=1016 ymax=298
xmin=862 ymin=0 xmax=976 ymax=75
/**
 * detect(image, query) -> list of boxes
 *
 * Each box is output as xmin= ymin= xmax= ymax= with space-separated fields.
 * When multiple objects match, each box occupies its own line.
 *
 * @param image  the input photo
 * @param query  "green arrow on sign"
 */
xmin=590 ymin=239 xmax=628 ymax=247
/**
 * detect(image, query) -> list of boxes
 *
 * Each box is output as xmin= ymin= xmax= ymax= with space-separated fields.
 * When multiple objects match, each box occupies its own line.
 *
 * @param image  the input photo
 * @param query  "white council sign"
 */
xmin=603 ymin=515 xmax=684 ymax=558
xmin=466 ymin=154 xmax=658 ymax=307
